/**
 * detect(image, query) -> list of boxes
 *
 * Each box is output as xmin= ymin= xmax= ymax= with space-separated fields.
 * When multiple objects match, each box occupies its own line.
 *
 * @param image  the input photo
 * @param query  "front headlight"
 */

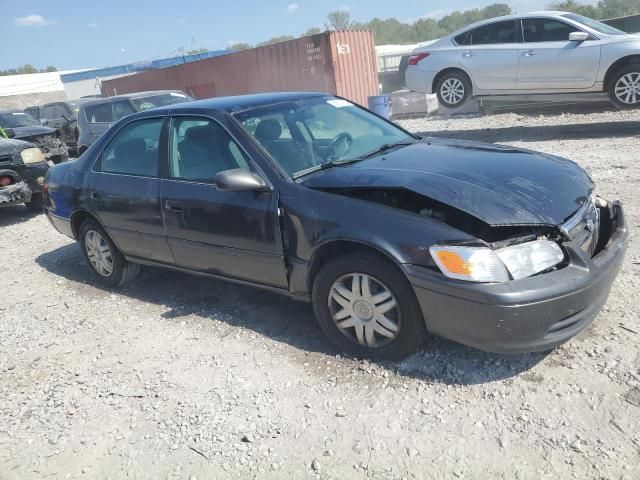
xmin=430 ymin=240 xmax=564 ymax=283
xmin=20 ymin=147 xmax=46 ymax=165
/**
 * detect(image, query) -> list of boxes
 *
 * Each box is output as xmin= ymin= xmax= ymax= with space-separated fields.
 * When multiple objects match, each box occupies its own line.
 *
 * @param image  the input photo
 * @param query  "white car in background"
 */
xmin=405 ymin=11 xmax=640 ymax=109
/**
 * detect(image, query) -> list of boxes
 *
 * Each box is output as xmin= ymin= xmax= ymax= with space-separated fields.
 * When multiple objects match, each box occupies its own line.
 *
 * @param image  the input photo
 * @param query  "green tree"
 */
xmin=325 ymin=11 xmax=353 ymax=30
xmin=256 ymin=35 xmax=295 ymax=47
xmin=301 ymin=27 xmax=322 ymax=37
xmin=228 ymin=43 xmax=252 ymax=51
xmin=598 ymin=0 xmax=640 ymax=18
xmin=43 ymin=66 xmax=57 ymax=72
xmin=548 ymin=0 xmax=600 ymax=17
xmin=17 ymin=64 xmax=38 ymax=74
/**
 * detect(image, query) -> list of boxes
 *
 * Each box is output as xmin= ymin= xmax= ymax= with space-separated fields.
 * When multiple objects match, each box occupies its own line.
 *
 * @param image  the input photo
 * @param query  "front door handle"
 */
xmin=164 ymin=200 xmax=183 ymax=212
xmin=523 ymin=50 xmax=535 ymax=57
xmin=90 ymin=191 xmax=100 ymax=200
xmin=462 ymin=51 xmax=473 ymax=58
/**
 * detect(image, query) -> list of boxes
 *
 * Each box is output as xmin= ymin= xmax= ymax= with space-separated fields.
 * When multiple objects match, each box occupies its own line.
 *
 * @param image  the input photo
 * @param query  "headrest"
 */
xmin=254 ymin=119 xmax=282 ymax=143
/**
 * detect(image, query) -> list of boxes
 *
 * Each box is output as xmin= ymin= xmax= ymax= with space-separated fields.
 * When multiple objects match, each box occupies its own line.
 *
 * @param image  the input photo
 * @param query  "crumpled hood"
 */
xmin=11 ymin=125 xmax=57 ymax=139
xmin=301 ymin=138 xmax=593 ymax=226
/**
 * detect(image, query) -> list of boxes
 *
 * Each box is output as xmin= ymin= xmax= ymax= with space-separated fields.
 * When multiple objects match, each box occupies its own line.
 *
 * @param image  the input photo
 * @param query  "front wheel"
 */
xmin=79 ymin=219 xmax=140 ymax=287
xmin=608 ymin=65 xmax=640 ymax=109
xmin=436 ymin=70 xmax=472 ymax=108
xmin=312 ymin=253 xmax=426 ymax=360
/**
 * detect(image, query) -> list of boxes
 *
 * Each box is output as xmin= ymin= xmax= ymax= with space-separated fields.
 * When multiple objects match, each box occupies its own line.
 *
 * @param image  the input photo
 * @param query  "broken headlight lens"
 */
xmin=430 ymin=240 xmax=564 ymax=283
xmin=20 ymin=147 xmax=46 ymax=165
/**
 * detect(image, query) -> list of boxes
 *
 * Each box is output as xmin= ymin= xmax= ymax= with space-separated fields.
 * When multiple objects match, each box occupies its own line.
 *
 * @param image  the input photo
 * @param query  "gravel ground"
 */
xmin=1 ymin=107 xmax=639 ymax=480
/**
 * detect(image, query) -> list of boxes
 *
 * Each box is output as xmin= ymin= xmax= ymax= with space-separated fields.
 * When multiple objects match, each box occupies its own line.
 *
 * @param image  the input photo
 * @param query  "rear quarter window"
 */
xmin=85 ymin=103 xmax=114 ymax=123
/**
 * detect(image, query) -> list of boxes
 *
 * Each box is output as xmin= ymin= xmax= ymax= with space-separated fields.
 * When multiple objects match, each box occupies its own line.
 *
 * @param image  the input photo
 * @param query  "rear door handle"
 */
xmin=164 ymin=200 xmax=183 ymax=212
xmin=462 ymin=51 xmax=473 ymax=58
xmin=90 ymin=192 xmax=100 ymax=200
xmin=523 ymin=50 xmax=535 ymax=57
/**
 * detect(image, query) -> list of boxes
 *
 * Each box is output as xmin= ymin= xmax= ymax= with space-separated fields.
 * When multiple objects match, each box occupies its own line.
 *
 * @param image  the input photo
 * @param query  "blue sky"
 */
xmin=1 ymin=0 xmax=599 ymax=70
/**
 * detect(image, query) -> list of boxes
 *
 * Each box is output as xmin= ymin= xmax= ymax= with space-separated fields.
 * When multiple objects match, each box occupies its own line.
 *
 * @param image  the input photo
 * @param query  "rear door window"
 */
xmin=113 ymin=101 xmax=136 ymax=121
xmin=471 ymin=20 xmax=517 ymax=45
xmin=100 ymin=119 xmax=163 ymax=177
xmin=85 ymin=103 xmax=114 ymax=123
xmin=522 ymin=18 xmax=578 ymax=42
xmin=43 ymin=104 xmax=58 ymax=119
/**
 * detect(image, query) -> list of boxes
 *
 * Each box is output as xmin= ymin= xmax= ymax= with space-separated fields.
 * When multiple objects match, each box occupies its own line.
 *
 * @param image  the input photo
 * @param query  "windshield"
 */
xmin=0 ymin=112 xmax=39 ymax=128
xmin=131 ymin=93 xmax=193 ymax=111
xmin=235 ymin=96 xmax=413 ymax=177
xmin=562 ymin=13 xmax=626 ymax=35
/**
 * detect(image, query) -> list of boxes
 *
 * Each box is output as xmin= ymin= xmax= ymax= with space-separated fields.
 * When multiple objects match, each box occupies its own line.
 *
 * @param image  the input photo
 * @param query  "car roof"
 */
xmin=447 ymin=11 xmax=573 ymax=36
xmin=156 ymin=91 xmax=328 ymax=113
xmin=78 ymin=90 xmax=187 ymax=109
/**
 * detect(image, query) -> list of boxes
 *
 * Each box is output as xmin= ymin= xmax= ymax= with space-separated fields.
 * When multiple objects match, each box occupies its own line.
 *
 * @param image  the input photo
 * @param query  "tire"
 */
xmin=25 ymin=193 xmax=44 ymax=213
xmin=79 ymin=218 xmax=140 ymax=287
xmin=608 ymin=64 xmax=640 ymax=109
xmin=312 ymin=253 xmax=426 ymax=360
xmin=436 ymin=70 xmax=472 ymax=108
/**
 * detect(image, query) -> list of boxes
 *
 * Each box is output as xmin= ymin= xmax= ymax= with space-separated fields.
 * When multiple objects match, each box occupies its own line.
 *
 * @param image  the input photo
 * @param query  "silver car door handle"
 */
xmin=462 ymin=52 xmax=473 ymax=58
xmin=523 ymin=51 xmax=535 ymax=57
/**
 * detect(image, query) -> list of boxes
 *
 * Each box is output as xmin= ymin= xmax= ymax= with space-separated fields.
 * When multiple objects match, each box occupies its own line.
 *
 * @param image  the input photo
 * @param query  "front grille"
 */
xmin=560 ymin=198 xmax=599 ymax=257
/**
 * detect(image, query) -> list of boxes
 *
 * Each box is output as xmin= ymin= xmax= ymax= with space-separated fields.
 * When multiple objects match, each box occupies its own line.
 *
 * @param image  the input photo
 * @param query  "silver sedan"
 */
xmin=405 ymin=11 xmax=640 ymax=109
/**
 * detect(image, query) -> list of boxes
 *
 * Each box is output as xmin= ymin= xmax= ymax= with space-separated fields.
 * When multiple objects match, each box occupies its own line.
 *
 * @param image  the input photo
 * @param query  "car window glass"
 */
xmin=43 ymin=105 xmax=58 ymax=119
xmin=170 ymin=117 xmax=248 ymax=183
xmin=101 ymin=119 xmax=162 ymax=177
xmin=113 ymin=101 xmax=136 ymax=121
xmin=471 ymin=20 xmax=517 ymax=45
xmin=56 ymin=104 xmax=70 ymax=118
xmin=304 ymin=103 xmax=382 ymax=140
xmin=454 ymin=31 xmax=472 ymax=46
xmin=522 ymin=19 xmax=577 ymax=42
xmin=85 ymin=103 xmax=114 ymax=123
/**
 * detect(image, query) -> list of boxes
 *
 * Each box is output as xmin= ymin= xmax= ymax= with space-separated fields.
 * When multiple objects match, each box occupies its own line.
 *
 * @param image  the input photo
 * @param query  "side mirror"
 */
xmin=215 ymin=168 xmax=271 ymax=192
xmin=569 ymin=32 xmax=589 ymax=42
xmin=4 ymin=128 xmax=16 ymax=139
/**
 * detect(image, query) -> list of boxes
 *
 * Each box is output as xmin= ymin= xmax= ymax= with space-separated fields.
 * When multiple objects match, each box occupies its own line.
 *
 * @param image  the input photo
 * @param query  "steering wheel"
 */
xmin=326 ymin=133 xmax=353 ymax=161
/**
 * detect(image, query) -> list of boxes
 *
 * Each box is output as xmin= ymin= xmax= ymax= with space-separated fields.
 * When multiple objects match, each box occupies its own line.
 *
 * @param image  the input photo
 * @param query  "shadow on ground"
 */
xmin=419 ymin=120 xmax=640 ymax=144
xmin=36 ymin=243 xmax=548 ymax=385
xmin=0 ymin=206 xmax=40 ymax=227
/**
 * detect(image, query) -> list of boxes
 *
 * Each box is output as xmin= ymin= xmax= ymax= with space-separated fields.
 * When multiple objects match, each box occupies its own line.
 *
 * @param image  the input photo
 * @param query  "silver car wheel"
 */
xmin=615 ymin=72 xmax=640 ymax=105
xmin=441 ymin=77 xmax=465 ymax=105
xmin=84 ymin=230 xmax=114 ymax=277
xmin=328 ymin=273 xmax=401 ymax=348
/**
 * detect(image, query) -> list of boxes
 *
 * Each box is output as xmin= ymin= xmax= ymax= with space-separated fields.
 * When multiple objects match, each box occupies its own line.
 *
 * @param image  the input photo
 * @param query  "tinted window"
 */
xmin=169 ymin=117 xmax=248 ymax=183
xmin=562 ymin=13 xmax=625 ymax=35
xmin=454 ymin=31 xmax=472 ymax=46
xmin=113 ymin=101 xmax=136 ymax=121
xmin=523 ymin=19 xmax=578 ymax=42
xmin=471 ymin=20 xmax=517 ymax=45
xmin=43 ymin=105 xmax=58 ymax=119
xmin=101 ymin=119 xmax=163 ymax=176
xmin=85 ymin=103 xmax=114 ymax=123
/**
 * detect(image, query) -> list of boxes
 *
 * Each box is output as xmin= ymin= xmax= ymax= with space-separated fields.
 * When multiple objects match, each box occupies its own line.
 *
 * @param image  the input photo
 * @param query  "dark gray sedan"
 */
xmin=43 ymin=92 xmax=627 ymax=359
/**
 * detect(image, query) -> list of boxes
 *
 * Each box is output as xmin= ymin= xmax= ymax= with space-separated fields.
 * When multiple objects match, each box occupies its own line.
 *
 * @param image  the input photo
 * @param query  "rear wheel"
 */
xmin=79 ymin=219 xmax=139 ymax=287
xmin=312 ymin=253 xmax=426 ymax=360
xmin=608 ymin=64 xmax=640 ymax=109
xmin=436 ymin=70 xmax=472 ymax=108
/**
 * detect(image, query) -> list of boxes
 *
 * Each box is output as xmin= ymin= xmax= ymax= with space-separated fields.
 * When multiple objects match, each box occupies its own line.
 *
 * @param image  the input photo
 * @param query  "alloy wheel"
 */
xmin=328 ymin=273 xmax=401 ymax=348
xmin=441 ymin=78 xmax=465 ymax=105
xmin=614 ymin=72 xmax=640 ymax=105
xmin=84 ymin=230 xmax=114 ymax=277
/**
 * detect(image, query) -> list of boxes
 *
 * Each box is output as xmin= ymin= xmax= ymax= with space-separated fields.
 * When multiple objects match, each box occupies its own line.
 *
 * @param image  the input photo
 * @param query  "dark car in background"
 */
xmin=25 ymin=99 xmax=91 ymax=154
xmin=76 ymin=90 xmax=192 ymax=154
xmin=0 ymin=110 xmax=69 ymax=164
xmin=43 ymin=92 xmax=627 ymax=359
xmin=0 ymin=137 xmax=49 ymax=211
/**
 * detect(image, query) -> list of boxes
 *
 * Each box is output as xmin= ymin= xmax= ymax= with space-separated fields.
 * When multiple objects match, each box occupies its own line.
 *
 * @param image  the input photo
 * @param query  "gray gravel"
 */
xmin=1 ymin=108 xmax=639 ymax=479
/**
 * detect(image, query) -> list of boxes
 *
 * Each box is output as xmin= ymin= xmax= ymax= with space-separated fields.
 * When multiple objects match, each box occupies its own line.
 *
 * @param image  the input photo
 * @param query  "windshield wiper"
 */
xmin=357 ymin=140 xmax=416 ymax=160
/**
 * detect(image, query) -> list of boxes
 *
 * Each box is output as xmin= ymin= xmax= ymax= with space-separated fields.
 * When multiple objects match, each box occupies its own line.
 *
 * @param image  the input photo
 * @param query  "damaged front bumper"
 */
xmin=0 ymin=181 xmax=32 ymax=208
xmin=405 ymin=202 xmax=628 ymax=353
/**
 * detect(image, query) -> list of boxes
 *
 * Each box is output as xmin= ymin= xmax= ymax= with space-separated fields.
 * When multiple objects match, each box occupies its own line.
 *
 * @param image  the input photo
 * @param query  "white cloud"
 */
xmin=287 ymin=3 xmax=299 ymax=13
xmin=421 ymin=9 xmax=450 ymax=20
xmin=120 ymin=48 xmax=126 ymax=53
xmin=87 ymin=22 xmax=98 ymax=28
xmin=14 ymin=14 xmax=55 ymax=27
